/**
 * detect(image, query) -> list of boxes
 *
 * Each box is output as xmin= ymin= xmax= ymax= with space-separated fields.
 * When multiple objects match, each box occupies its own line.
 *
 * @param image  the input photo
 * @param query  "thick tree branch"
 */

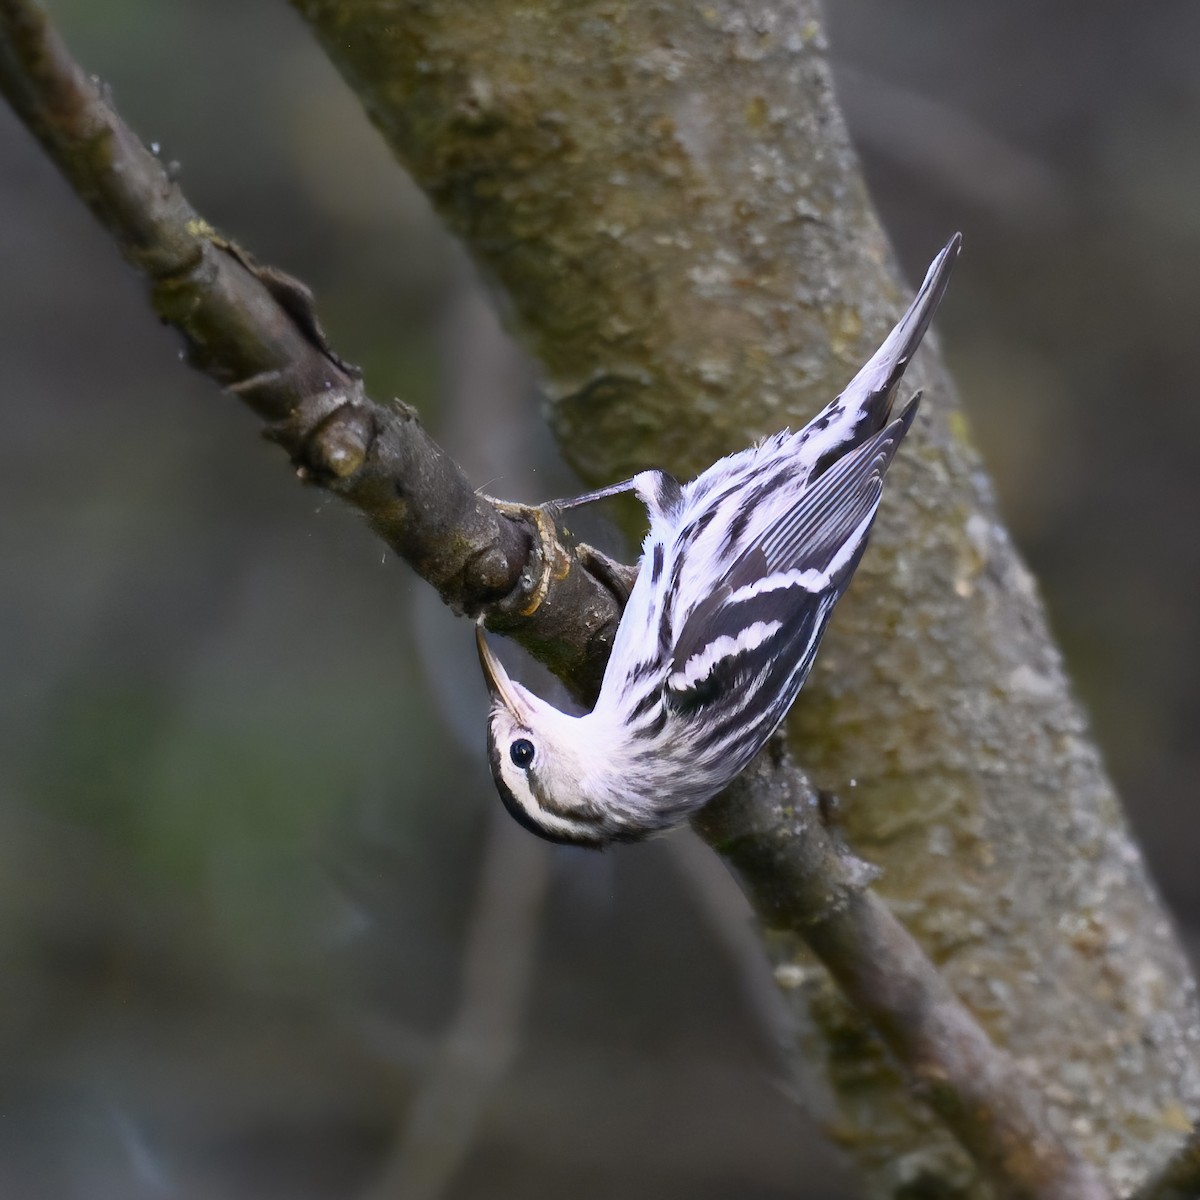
xmin=0 ymin=0 xmax=626 ymax=693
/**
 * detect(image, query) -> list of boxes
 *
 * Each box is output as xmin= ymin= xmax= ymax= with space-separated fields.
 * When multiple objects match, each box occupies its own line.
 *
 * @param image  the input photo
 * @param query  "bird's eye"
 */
xmin=510 ymin=738 xmax=535 ymax=769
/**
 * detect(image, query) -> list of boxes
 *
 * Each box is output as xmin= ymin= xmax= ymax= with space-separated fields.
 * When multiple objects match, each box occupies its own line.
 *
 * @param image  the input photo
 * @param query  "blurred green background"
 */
xmin=1 ymin=2 xmax=1198 ymax=1197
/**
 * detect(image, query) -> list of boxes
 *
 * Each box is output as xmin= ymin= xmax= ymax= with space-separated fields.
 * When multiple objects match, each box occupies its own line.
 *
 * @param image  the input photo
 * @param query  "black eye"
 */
xmin=510 ymin=738 xmax=535 ymax=769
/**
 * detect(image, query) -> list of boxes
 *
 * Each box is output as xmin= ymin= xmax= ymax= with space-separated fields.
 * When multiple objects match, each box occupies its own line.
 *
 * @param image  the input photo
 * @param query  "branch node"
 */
xmin=261 ymin=387 xmax=356 ymax=460
xmin=306 ymin=401 xmax=375 ymax=480
xmin=463 ymin=542 xmax=524 ymax=613
xmin=487 ymin=499 xmax=569 ymax=618
xmin=229 ymin=368 xmax=286 ymax=399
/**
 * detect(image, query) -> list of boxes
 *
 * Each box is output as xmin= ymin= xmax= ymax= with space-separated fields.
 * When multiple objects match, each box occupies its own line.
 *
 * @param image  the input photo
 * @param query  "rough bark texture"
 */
xmin=290 ymin=2 xmax=1200 ymax=1196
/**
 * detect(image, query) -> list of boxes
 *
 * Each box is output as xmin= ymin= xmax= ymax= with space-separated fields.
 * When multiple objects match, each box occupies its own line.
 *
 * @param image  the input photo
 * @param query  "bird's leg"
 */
xmin=479 ymin=476 xmax=646 ymax=525
xmin=547 ymin=469 xmax=682 ymax=522
xmin=481 ymin=497 xmax=637 ymax=614
xmin=546 ymin=476 xmax=648 ymax=511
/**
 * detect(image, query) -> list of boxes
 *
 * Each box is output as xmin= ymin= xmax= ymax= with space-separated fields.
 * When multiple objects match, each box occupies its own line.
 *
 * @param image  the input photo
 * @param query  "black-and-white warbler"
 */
xmin=477 ymin=235 xmax=960 ymax=846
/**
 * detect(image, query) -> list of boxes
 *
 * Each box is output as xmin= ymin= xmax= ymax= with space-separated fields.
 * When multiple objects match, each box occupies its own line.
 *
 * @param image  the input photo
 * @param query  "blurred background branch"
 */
xmin=359 ymin=810 xmax=549 ymax=1200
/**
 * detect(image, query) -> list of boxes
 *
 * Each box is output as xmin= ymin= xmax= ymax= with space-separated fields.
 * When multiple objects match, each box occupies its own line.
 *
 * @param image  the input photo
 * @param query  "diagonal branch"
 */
xmin=0 ymin=0 xmax=625 ymax=695
xmin=0 ymin=3 xmax=1134 ymax=1199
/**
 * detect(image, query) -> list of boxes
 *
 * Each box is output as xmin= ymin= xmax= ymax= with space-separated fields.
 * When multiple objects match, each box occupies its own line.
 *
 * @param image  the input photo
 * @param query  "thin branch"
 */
xmin=1128 ymin=1129 xmax=1200 ymax=1200
xmin=0 ymin=5 xmax=1119 ymax=1200
xmin=0 ymin=0 xmax=625 ymax=695
xmin=360 ymin=811 xmax=550 ymax=1200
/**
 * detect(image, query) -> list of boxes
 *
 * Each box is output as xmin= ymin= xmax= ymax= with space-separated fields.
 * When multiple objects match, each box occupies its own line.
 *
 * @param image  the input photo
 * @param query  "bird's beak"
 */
xmin=475 ymin=625 xmax=532 ymax=723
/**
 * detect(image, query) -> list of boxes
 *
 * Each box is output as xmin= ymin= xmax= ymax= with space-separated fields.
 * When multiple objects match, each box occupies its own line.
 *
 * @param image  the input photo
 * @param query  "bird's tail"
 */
xmin=800 ymin=234 xmax=960 ymax=481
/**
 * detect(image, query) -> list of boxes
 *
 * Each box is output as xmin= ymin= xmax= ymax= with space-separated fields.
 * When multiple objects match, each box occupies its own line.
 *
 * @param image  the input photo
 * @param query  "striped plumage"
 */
xmin=477 ymin=235 xmax=960 ymax=846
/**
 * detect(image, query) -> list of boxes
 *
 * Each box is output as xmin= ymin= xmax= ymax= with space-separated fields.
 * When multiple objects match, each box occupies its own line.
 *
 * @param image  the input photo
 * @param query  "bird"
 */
xmin=476 ymin=235 xmax=961 ymax=847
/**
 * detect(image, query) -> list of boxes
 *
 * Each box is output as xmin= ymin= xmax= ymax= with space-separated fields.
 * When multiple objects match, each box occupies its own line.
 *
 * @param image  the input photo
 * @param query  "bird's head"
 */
xmin=475 ymin=626 xmax=619 ymax=847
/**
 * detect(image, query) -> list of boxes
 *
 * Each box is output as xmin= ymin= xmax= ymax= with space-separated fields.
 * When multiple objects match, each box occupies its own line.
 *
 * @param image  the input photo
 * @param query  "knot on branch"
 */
xmin=262 ymin=387 xmax=374 ymax=483
xmin=485 ymin=499 xmax=569 ymax=620
xmin=306 ymin=402 xmax=374 ymax=479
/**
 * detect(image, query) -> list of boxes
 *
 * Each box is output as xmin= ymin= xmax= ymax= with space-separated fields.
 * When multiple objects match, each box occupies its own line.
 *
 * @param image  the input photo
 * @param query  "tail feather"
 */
xmin=843 ymin=233 xmax=961 ymax=430
xmin=798 ymin=234 xmax=959 ymax=482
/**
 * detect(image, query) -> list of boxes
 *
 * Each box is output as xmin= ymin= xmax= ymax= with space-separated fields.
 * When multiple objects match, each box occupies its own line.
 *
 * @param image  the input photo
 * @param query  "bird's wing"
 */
xmin=665 ymin=402 xmax=916 ymax=714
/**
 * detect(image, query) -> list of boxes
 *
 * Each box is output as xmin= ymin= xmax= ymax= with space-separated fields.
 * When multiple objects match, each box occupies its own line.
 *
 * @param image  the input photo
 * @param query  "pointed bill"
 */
xmin=475 ymin=625 xmax=533 ymax=723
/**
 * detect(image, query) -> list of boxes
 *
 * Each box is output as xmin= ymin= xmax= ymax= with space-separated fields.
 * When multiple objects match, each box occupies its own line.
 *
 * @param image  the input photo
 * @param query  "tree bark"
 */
xmin=289 ymin=2 xmax=1200 ymax=1196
